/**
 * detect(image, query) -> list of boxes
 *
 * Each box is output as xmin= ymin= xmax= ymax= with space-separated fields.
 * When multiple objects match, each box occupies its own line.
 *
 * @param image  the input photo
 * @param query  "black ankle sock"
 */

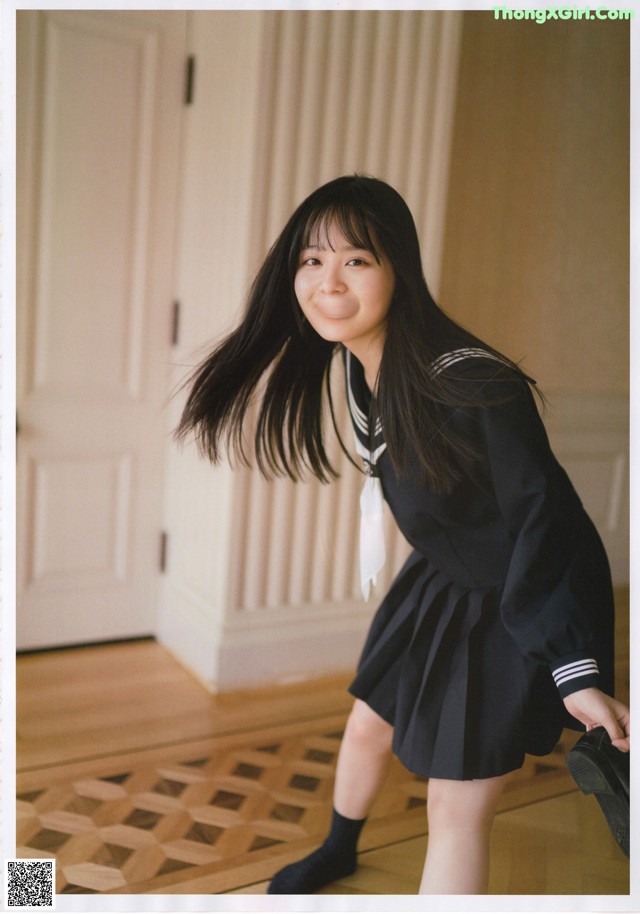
xmin=267 ymin=808 xmax=367 ymax=894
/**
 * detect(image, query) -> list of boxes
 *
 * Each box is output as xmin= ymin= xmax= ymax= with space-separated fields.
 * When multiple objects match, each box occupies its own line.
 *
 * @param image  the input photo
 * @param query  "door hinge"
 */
xmin=185 ymin=55 xmax=196 ymax=105
xmin=160 ymin=531 xmax=168 ymax=573
xmin=171 ymin=300 xmax=180 ymax=346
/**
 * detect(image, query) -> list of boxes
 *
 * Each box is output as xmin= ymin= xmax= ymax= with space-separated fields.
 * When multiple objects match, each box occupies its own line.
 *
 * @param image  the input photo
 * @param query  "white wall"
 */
xmin=159 ymin=10 xmax=627 ymax=694
xmin=158 ymin=10 xmax=462 ymax=691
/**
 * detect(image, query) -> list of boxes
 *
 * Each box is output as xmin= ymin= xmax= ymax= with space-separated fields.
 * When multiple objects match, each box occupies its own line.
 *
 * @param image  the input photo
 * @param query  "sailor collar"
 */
xmin=344 ymin=345 xmax=513 ymax=599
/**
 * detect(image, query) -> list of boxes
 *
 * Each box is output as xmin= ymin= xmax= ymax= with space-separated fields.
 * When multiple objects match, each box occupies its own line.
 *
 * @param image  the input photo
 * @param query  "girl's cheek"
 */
xmin=293 ymin=274 xmax=305 ymax=302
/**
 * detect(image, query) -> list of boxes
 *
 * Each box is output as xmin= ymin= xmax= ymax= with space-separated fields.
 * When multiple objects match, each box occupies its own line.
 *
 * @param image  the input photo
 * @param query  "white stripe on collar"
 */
xmin=345 ymin=352 xmax=368 ymax=432
xmin=430 ymin=347 xmax=512 ymax=376
xmin=346 ymin=350 xmax=383 ymax=438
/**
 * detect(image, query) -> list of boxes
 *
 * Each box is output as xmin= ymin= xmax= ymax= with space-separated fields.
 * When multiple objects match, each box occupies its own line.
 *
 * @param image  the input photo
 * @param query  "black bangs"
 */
xmin=297 ymin=202 xmax=384 ymax=263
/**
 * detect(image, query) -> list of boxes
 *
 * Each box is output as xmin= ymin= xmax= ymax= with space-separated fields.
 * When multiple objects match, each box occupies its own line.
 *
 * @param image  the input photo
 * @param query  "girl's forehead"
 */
xmin=304 ymin=221 xmax=355 ymax=249
xmin=301 ymin=210 xmax=379 ymax=254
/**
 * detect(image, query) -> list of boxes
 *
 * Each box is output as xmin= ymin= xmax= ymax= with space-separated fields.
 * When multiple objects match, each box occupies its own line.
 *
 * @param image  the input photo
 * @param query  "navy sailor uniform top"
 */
xmin=344 ymin=347 xmax=615 ymax=703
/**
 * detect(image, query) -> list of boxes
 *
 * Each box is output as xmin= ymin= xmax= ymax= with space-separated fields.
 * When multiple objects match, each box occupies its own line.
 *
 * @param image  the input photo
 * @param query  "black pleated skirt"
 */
xmin=348 ymin=549 xmax=569 ymax=780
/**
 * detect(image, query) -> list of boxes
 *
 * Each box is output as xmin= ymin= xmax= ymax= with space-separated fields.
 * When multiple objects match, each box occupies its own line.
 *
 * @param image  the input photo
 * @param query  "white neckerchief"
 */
xmin=353 ymin=438 xmax=386 ymax=601
xmin=345 ymin=346 xmax=513 ymax=600
xmin=345 ymin=351 xmax=387 ymax=600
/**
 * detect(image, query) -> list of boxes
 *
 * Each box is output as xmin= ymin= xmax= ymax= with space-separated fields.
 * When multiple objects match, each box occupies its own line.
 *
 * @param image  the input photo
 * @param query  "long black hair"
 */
xmin=176 ymin=175 xmax=535 ymax=490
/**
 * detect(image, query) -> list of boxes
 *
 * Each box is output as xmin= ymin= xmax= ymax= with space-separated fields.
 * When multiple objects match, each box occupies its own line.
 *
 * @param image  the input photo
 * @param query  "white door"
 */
xmin=16 ymin=11 xmax=187 ymax=649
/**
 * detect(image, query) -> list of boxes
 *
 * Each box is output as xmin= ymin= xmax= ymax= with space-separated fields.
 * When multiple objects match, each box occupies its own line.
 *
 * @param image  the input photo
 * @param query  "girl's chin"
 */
xmin=308 ymin=321 xmax=354 ymax=343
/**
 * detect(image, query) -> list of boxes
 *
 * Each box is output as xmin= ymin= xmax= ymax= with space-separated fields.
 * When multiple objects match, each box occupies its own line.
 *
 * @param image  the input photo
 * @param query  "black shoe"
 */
xmin=566 ymin=726 xmax=629 ymax=858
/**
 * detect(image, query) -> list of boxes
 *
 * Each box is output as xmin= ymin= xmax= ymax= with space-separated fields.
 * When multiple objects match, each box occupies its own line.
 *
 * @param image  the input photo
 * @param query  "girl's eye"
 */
xmin=301 ymin=257 xmax=320 ymax=267
xmin=347 ymin=258 xmax=368 ymax=267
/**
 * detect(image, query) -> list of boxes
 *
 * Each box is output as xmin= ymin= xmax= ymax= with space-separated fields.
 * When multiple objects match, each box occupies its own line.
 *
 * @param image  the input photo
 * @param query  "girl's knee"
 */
xmin=427 ymin=774 xmax=510 ymax=832
xmin=344 ymin=700 xmax=393 ymax=753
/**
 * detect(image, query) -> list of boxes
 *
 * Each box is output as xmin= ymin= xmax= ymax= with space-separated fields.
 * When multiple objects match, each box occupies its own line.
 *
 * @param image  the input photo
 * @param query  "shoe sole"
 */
xmin=566 ymin=746 xmax=629 ymax=858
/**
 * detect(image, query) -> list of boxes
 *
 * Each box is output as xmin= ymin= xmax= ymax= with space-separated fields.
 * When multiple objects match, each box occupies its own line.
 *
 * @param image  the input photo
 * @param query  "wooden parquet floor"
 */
xmin=16 ymin=599 xmax=631 ymax=897
xmin=18 ymin=712 xmax=616 ymax=895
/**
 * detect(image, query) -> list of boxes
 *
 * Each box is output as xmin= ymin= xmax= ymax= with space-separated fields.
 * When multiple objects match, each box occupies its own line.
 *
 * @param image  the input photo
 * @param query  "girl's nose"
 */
xmin=320 ymin=266 xmax=346 ymax=293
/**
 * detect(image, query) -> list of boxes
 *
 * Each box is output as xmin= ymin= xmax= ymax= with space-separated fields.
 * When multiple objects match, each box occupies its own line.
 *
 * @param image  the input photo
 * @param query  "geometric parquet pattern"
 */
xmin=17 ymin=595 xmax=630 ymax=898
xmin=17 ymin=716 xmax=393 ymax=894
xmin=17 ymin=714 xmax=583 ymax=895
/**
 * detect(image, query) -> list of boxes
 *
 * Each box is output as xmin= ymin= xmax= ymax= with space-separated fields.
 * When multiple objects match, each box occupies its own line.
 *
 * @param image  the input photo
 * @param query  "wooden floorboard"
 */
xmin=16 ymin=589 xmax=630 ymax=896
xmin=17 ymin=641 xmax=354 ymax=770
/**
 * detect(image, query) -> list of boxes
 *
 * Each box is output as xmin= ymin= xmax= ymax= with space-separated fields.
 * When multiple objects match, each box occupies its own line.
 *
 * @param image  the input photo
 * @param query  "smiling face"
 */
xmin=294 ymin=223 xmax=396 ymax=383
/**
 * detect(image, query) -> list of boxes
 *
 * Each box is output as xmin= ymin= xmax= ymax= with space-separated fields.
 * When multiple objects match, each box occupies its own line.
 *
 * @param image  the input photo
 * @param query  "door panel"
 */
xmin=17 ymin=11 xmax=186 ymax=649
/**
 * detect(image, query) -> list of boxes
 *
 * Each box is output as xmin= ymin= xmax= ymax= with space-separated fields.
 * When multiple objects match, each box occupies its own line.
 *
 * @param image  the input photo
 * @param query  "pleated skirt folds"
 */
xmin=348 ymin=549 xmax=567 ymax=780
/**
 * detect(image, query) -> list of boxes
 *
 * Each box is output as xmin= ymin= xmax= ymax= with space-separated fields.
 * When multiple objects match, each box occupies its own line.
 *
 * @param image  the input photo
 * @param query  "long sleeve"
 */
xmin=451 ymin=367 xmax=612 ymax=698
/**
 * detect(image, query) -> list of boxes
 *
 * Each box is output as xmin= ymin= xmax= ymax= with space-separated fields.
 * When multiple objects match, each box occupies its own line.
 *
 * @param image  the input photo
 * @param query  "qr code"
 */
xmin=4 ymin=860 xmax=55 ymax=910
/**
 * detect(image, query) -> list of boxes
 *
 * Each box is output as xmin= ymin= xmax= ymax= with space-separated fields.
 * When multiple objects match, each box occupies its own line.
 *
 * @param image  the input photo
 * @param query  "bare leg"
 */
xmin=268 ymin=699 xmax=393 ymax=893
xmin=419 ymin=773 xmax=511 ymax=894
xmin=333 ymin=698 xmax=394 ymax=819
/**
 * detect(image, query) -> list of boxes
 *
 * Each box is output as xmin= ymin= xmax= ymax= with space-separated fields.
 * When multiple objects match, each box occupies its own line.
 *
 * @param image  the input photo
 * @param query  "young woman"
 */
xmin=176 ymin=175 xmax=630 ymax=894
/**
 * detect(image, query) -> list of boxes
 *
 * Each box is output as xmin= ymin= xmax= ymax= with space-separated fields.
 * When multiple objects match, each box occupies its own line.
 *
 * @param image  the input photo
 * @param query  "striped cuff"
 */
xmin=551 ymin=657 xmax=600 ymax=698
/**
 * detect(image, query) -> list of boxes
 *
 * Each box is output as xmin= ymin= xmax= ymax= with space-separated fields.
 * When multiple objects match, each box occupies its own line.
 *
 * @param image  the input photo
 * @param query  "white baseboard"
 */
xmin=157 ymin=580 xmax=372 ymax=692
xmin=215 ymin=607 xmax=370 ymax=691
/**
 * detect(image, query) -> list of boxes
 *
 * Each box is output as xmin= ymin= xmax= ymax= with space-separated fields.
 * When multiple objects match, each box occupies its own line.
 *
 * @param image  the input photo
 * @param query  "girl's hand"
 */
xmin=563 ymin=687 xmax=630 ymax=752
